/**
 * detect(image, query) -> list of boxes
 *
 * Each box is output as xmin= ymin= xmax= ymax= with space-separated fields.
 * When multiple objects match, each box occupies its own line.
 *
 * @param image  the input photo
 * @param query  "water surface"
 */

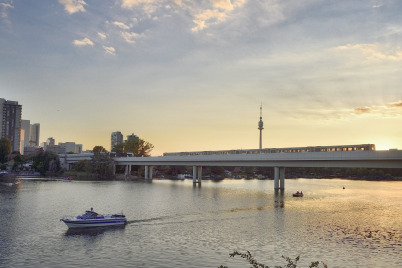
xmin=0 ymin=178 xmax=401 ymax=267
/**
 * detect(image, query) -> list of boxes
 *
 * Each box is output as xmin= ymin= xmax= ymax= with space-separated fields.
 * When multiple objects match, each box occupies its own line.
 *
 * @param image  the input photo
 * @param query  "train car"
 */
xmin=163 ymin=144 xmax=375 ymax=157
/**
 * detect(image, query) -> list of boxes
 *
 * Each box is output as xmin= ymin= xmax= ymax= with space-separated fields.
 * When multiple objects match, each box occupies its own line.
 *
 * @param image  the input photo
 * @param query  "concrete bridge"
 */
xmin=59 ymin=149 xmax=402 ymax=190
xmin=113 ymin=149 xmax=402 ymax=190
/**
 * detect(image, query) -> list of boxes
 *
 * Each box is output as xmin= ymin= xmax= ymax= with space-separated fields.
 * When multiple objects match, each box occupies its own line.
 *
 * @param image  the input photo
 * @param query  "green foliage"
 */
xmin=93 ymin=145 xmax=107 ymax=153
xmin=113 ymin=138 xmax=154 ymax=157
xmin=12 ymin=152 xmax=24 ymax=170
xmin=0 ymin=137 xmax=12 ymax=163
xmin=72 ymin=153 xmax=114 ymax=179
xmin=219 ymin=251 xmax=327 ymax=268
xmin=90 ymin=152 xmax=115 ymax=179
xmin=71 ymin=160 xmax=90 ymax=172
xmin=32 ymin=151 xmax=62 ymax=176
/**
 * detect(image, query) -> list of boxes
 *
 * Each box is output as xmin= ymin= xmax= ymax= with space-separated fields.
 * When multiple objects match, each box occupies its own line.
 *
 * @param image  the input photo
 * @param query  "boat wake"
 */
xmin=126 ymin=216 xmax=171 ymax=225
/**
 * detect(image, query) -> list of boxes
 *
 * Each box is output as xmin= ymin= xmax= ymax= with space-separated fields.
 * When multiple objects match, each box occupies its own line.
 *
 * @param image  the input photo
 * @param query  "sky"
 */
xmin=1 ymin=0 xmax=401 ymax=156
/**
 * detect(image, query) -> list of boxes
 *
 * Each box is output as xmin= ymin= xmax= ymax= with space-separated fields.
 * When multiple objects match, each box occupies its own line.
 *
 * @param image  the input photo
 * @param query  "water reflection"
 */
xmin=274 ymin=190 xmax=285 ymax=208
xmin=64 ymin=225 xmax=126 ymax=237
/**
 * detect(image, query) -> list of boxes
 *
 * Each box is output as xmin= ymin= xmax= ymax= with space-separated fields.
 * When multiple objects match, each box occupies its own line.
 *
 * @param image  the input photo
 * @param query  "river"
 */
xmin=0 ymin=178 xmax=401 ymax=268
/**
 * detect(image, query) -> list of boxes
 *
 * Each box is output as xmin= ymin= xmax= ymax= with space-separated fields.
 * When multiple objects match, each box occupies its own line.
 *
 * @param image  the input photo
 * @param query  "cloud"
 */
xmin=212 ymin=0 xmax=234 ymax=11
xmin=337 ymin=43 xmax=402 ymax=61
xmin=387 ymin=100 xmax=402 ymax=108
xmin=97 ymin=32 xmax=107 ymax=40
xmin=73 ymin=37 xmax=94 ymax=46
xmin=354 ymin=101 xmax=402 ymax=117
xmin=120 ymin=0 xmax=246 ymax=32
xmin=121 ymin=31 xmax=143 ymax=43
xmin=121 ymin=0 xmax=159 ymax=9
xmin=1 ymin=1 xmax=13 ymax=22
xmin=58 ymin=0 xmax=87 ymax=14
xmin=354 ymin=107 xmax=372 ymax=115
xmin=103 ymin=45 xmax=116 ymax=55
xmin=113 ymin=21 xmax=130 ymax=30
xmin=192 ymin=9 xmax=227 ymax=32
xmin=191 ymin=0 xmax=247 ymax=32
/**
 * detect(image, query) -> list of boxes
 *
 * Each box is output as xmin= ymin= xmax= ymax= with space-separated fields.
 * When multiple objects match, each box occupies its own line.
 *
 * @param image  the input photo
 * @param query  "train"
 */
xmin=163 ymin=144 xmax=375 ymax=157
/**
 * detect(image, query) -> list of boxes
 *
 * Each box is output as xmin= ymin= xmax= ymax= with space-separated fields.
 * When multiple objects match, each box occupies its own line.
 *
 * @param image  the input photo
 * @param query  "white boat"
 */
xmin=60 ymin=209 xmax=127 ymax=228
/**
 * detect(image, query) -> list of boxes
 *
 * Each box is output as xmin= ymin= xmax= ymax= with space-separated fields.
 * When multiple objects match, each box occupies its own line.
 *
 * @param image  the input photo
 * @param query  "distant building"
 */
xmin=59 ymin=142 xmax=82 ymax=154
xmin=46 ymin=137 xmax=55 ymax=147
xmin=21 ymin=120 xmax=40 ymax=155
xmin=23 ymin=146 xmax=43 ymax=155
xmin=126 ymin=133 xmax=139 ymax=142
xmin=29 ymin=123 xmax=40 ymax=147
xmin=45 ymin=138 xmax=82 ymax=154
xmin=111 ymin=131 xmax=123 ymax=151
xmin=0 ymin=98 xmax=22 ymax=152
xmin=21 ymin=119 xmax=31 ymax=148
xmin=46 ymin=145 xmax=65 ymax=154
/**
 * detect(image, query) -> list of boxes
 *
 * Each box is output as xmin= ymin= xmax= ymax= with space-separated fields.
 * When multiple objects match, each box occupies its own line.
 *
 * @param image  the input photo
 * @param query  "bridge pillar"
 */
xmin=193 ymin=166 xmax=202 ymax=185
xmin=274 ymin=167 xmax=285 ymax=191
xmin=149 ymin=166 xmax=153 ymax=180
xmin=279 ymin=167 xmax=285 ymax=191
xmin=112 ymin=164 xmax=116 ymax=175
xmin=274 ymin=167 xmax=280 ymax=190
xmin=144 ymin=166 xmax=153 ymax=180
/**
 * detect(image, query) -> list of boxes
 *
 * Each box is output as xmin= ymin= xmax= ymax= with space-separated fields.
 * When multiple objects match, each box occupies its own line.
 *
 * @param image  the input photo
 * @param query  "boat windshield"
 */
xmin=80 ymin=211 xmax=101 ymax=217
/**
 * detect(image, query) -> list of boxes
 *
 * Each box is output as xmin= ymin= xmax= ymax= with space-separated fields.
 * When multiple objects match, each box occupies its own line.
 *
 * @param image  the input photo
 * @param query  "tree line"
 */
xmin=2 ymin=136 xmax=401 ymax=180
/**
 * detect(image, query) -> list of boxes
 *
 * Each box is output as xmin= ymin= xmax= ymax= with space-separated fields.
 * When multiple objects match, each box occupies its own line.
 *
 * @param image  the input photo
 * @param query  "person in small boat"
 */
xmin=300 ymin=191 xmax=303 ymax=195
xmin=296 ymin=191 xmax=299 ymax=194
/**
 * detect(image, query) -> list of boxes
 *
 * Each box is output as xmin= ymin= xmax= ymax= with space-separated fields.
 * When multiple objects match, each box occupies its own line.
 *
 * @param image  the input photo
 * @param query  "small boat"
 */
xmin=60 ymin=209 xmax=127 ymax=228
xmin=62 ymin=177 xmax=73 ymax=181
xmin=293 ymin=192 xmax=303 ymax=197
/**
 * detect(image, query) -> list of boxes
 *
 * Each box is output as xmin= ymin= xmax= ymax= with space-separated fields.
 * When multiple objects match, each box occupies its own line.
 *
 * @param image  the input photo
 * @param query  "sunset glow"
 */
xmin=1 ymin=1 xmax=401 ymax=155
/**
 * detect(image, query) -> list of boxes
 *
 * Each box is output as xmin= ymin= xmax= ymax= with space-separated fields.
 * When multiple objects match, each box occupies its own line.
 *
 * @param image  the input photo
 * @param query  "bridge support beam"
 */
xmin=274 ymin=167 xmax=285 ymax=191
xmin=193 ymin=166 xmax=202 ymax=185
xmin=124 ymin=165 xmax=132 ymax=178
xmin=144 ymin=166 xmax=153 ymax=180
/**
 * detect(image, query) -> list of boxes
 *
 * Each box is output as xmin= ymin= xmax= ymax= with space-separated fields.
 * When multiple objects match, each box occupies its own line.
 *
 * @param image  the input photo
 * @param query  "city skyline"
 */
xmin=1 ymin=1 xmax=402 ymax=156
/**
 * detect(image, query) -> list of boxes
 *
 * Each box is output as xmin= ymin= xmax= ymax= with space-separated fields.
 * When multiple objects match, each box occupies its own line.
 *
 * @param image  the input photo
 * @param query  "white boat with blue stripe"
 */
xmin=61 ymin=209 xmax=127 ymax=228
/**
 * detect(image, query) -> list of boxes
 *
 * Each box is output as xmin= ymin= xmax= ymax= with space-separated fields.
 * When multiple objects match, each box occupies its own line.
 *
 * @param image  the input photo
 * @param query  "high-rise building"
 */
xmin=21 ymin=119 xmax=31 ymax=147
xmin=29 ymin=123 xmax=40 ymax=146
xmin=0 ymin=98 xmax=22 ymax=152
xmin=111 ymin=131 xmax=123 ymax=151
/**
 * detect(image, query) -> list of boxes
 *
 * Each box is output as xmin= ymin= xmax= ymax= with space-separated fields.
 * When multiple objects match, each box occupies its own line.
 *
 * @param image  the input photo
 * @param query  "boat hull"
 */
xmin=61 ymin=218 xmax=126 ymax=228
xmin=62 ymin=220 xmax=126 ymax=228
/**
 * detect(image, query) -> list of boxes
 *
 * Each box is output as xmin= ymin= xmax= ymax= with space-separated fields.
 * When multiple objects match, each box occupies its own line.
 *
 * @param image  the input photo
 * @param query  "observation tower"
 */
xmin=258 ymin=104 xmax=264 ymax=150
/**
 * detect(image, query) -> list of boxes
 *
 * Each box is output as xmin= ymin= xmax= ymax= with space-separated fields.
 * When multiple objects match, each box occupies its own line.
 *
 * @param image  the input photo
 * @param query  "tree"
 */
xmin=113 ymin=138 xmax=154 ymax=157
xmin=0 ymin=137 xmax=11 ymax=163
xmin=90 ymin=152 xmax=114 ymax=179
xmin=32 ymin=151 xmax=62 ymax=176
xmin=12 ymin=153 xmax=24 ymax=171
xmin=93 ymin=145 xmax=107 ymax=153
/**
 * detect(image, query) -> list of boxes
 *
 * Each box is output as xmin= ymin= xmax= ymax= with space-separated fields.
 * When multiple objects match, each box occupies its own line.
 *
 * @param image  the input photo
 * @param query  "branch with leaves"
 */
xmin=218 ymin=251 xmax=327 ymax=268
